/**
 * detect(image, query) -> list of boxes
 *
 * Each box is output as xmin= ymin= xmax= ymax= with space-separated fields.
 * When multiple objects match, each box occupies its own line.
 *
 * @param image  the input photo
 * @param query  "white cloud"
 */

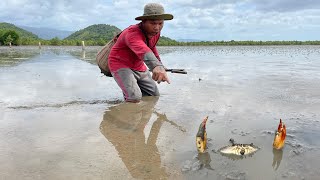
xmin=0 ymin=0 xmax=320 ymax=40
xmin=249 ymin=0 xmax=320 ymax=12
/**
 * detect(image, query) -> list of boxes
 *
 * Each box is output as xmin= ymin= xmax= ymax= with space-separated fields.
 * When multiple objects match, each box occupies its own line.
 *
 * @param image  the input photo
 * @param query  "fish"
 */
xmin=273 ymin=119 xmax=286 ymax=150
xmin=196 ymin=116 xmax=208 ymax=153
xmin=219 ymin=138 xmax=259 ymax=156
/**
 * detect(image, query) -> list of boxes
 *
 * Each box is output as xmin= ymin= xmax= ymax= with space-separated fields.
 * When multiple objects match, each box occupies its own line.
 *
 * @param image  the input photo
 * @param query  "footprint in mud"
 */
xmin=285 ymin=127 xmax=315 ymax=156
xmin=207 ymin=138 xmax=214 ymax=148
xmin=231 ymin=128 xmax=250 ymax=136
xmin=181 ymin=152 xmax=214 ymax=173
xmin=286 ymin=139 xmax=307 ymax=157
xmin=261 ymin=129 xmax=295 ymax=139
xmin=260 ymin=130 xmax=273 ymax=136
xmin=218 ymin=170 xmax=246 ymax=180
xmin=281 ymin=171 xmax=305 ymax=180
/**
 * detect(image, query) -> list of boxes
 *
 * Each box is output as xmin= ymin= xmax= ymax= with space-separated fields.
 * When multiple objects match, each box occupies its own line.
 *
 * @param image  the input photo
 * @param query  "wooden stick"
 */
xmin=165 ymin=68 xmax=187 ymax=74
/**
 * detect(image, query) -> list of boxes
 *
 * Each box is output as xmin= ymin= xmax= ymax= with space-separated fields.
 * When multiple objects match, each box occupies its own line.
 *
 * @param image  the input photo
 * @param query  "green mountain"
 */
xmin=0 ymin=22 xmax=39 ymax=39
xmin=158 ymin=36 xmax=178 ymax=46
xmin=64 ymin=24 xmax=121 ymax=41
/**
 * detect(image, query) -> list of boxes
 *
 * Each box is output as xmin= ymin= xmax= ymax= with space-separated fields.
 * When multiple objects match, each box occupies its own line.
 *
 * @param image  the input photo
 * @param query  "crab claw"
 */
xmin=196 ymin=116 xmax=208 ymax=153
xmin=273 ymin=119 xmax=286 ymax=150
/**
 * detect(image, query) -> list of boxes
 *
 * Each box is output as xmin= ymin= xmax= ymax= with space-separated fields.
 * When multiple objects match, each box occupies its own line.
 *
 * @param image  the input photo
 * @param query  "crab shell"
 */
xmin=196 ymin=116 xmax=208 ymax=153
xmin=219 ymin=143 xmax=260 ymax=156
xmin=273 ymin=119 xmax=286 ymax=150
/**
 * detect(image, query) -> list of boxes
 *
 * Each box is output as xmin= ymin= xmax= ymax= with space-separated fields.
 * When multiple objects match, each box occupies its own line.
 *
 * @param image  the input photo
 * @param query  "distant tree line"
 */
xmin=157 ymin=39 xmax=320 ymax=46
xmin=35 ymin=37 xmax=108 ymax=46
xmin=0 ymin=31 xmax=107 ymax=46
xmin=1 ymin=29 xmax=320 ymax=46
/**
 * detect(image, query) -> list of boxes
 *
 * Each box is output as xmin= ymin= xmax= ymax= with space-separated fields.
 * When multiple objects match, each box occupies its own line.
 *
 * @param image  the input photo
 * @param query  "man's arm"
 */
xmin=125 ymin=30 xmax=170 ymax=83
xmin=143 ymin=51 xmax=163 ymax=70
xmin=144 ymin=52 xmax=170 ymax=84
xmin=151 ymin=44 xmax=161 ymax=62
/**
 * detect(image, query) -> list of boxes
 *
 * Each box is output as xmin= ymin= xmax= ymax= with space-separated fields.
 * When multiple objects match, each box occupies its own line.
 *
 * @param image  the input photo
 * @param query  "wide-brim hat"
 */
xmin=135 ymin=3 xmax=173 ymax=21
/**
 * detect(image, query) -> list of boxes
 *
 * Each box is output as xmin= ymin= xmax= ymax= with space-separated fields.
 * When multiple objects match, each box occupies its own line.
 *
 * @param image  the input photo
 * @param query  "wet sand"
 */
xmin=0 ymin=46 xmax=320 ymax=180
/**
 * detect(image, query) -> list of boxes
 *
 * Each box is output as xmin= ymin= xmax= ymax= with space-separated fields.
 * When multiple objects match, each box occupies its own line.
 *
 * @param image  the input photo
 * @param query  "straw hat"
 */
xmin=135 ymin=3 xmax=173 ymax=21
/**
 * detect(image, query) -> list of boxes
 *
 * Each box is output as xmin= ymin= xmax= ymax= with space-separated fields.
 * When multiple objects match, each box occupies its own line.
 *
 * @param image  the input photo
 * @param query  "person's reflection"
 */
xmin=272 ymin=148 xmax=283 ymax=171
xmin=197 ymin=152 xmax=214 ymax=170
xmin=100 ymin=96 xmax=168 ymax=179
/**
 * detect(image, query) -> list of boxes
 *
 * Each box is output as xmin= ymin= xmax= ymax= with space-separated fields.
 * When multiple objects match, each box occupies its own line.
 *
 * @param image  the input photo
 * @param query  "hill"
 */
xmin=19 ymin=26 xmax=74 ymax=40
xmin=64 ymin=24 xmax=121 ymax=41
xmin=0 ymin=22 xmax=39 ymax=39
xmin=158 ymin=36 xmax=178 ymax=46
xmin=64 ymin=23 xmax=177 ymax=45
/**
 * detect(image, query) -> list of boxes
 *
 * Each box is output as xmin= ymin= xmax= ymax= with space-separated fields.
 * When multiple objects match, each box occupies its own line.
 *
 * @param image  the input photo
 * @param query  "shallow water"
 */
xmin=0 ymin=46 xmax=320 ymax=180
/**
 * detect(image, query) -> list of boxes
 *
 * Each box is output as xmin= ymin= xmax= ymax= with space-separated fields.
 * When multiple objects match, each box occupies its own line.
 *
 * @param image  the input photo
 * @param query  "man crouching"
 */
xmin=108 ymin=3 xmax=173 ymax=102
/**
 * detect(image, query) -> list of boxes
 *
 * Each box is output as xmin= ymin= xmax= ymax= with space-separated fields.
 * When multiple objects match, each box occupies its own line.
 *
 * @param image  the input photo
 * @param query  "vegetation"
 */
xmin=158 ymin=36 xmax=179 ymax=46
xmin=158 ymin=40 xmax=320 ymax=46
xmin=1 ymin=22 xmax=320 ymax=46
xmin=64 ymin=24 xmax=121 ymax=45
xmin=0 ymin=22 xmax=39 ymax=45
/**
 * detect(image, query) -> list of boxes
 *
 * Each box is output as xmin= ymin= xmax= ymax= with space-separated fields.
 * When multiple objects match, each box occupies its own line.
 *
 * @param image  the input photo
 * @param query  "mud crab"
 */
xmin=218 ymin=138 xmax=260 ymax=158
xmin=273 ymin=119 xmax=286 ymax=150
xmin=196 ymin=117 xmax=286 ymax=157
xmin=196 ymin=116 xmax=208 ymax=153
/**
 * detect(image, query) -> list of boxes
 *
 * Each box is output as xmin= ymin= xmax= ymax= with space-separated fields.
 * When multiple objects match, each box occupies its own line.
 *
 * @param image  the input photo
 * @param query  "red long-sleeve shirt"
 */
xmin=108 ymin=23 xmax=160 ymax=72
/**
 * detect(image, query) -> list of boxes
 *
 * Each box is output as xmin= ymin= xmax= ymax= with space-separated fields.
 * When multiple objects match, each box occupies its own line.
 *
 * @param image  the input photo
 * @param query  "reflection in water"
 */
xmin=219 ymin=150 xmax=258 ymax=161
xmin=0 ymin=48 xmax=40 ymax=66
xmin=197 ymin=152 xmax=214 ymax=170
xmin=219 ymin=152 xmax=247 ymax=161
xmin=100 ymin=97 xmax=168 ymax=179
xmin=272 ymin=148 xmax=283 ymax=171
xmin=181 ymin=152 xmax=214 ymax=172
xmin=67 ymin=48 xmax=98 ymax=65
xmin=81 ymin=50 xmax=86 ymax=59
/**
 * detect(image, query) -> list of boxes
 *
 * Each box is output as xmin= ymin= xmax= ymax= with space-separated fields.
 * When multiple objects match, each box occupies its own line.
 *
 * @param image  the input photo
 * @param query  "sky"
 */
xmin=1 ymin=0 xmax=320 ymax=41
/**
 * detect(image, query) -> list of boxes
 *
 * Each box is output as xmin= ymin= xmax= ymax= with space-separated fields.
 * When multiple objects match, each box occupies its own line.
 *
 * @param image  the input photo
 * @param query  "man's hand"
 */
xmin=152 ymin=66 xmax=170 ymax=84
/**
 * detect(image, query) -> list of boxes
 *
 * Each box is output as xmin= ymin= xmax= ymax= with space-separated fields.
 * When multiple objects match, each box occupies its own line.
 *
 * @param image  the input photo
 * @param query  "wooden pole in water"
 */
xmin=82 ymin=41 xmax=85 ymax=50
xmin=38 ymin=41 xmax=41 ymax=49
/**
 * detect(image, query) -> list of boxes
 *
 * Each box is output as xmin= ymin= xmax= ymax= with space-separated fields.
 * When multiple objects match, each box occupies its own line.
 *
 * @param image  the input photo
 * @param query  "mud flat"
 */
xmin=0 ymin=46 xmax=320 ymax=179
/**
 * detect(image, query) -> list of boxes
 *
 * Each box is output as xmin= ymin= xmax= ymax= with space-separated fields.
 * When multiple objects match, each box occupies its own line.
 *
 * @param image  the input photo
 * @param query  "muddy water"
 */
xmin=0 ymin=46 xmax=320 ymax=180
